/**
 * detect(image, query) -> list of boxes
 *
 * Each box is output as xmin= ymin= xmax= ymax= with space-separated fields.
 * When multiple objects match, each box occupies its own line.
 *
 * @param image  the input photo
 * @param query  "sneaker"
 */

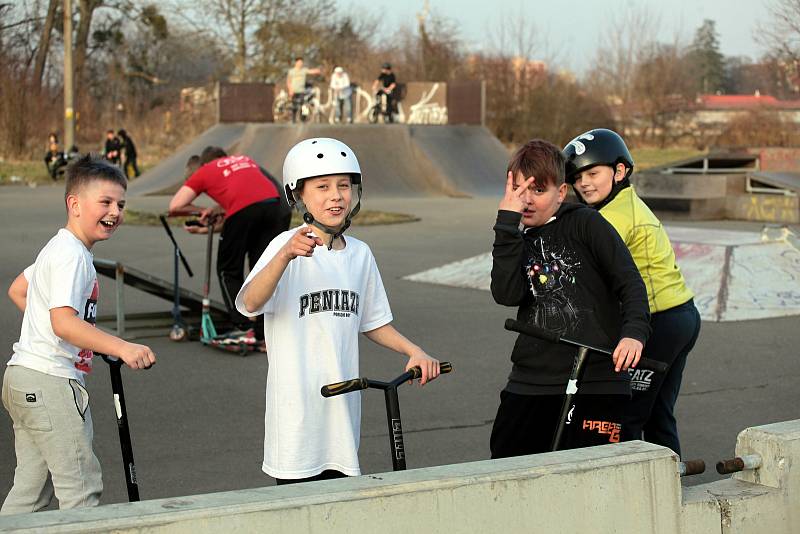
xmin=216 ymin=328 xmax=256 ymax=345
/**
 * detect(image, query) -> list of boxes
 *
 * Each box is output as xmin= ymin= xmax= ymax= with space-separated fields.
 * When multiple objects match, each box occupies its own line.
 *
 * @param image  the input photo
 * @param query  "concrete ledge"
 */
xmin=0 ymin=442 xmax=681 ymax=533
xmin=3 ymin=420 xmax=799 ymax=533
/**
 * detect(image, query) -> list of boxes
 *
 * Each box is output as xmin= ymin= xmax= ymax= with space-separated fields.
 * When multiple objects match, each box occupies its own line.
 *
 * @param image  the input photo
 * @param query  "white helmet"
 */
xmin=281 ymin=137 xmax=363 ymax=241
xmin=282 ymin=137 xmax=362 ymax=205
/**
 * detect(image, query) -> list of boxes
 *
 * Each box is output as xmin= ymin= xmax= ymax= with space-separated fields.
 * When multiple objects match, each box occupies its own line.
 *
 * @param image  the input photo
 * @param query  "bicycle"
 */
xmin=368 ymin=90 xmax=394 ymax=124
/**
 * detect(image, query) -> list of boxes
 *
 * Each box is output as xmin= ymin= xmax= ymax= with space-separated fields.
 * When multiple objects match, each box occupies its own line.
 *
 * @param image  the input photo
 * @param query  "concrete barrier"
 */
xmin=2 ymin=420 xmax=798 ymax=533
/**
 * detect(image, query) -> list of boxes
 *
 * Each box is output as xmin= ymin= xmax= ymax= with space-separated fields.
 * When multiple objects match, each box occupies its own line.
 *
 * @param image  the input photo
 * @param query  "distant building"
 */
xmin=693 ymin=93 xmax=800 ymax=127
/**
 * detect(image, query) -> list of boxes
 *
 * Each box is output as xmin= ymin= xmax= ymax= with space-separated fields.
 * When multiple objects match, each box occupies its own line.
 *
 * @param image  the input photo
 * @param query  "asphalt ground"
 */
xmin=0 ymin=184 xmax=799 ymax=508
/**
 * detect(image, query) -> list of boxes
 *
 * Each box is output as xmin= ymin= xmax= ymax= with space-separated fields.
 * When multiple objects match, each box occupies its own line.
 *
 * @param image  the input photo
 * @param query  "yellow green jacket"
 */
xmin=600 ymin=186 xmax=693 ymax=313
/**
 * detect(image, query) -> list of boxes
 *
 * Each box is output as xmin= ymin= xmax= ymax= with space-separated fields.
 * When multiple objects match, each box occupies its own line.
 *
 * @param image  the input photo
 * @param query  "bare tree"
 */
xmin=585 ymin=6 xmax=660 ymax=136
xmin=757 ymin=0 xmax=800 ymax=94
xmin=632 ymin=42 xmax=694 ymax=146
xmin=32 ymin=0 xmax=58 ymax=89
xmin=172 ymin=0 xmax=334 ymax=83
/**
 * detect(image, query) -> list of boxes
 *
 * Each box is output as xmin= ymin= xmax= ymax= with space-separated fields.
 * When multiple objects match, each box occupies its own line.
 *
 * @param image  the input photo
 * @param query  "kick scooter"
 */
xmin=321 ymin=362 xmax=453 ymax=471
xmin=159 ymin=215 xmax=193 ymax=341
xmin=504 ymin=319 xmax=668 ymax=452
xmin=192 ymin=215 xmax=258 ymax=356
xmin=100 ymin=352 xmax=145 ymax=502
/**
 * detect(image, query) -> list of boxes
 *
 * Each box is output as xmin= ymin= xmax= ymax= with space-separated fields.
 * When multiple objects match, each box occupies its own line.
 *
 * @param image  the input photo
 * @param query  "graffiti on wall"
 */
xmin=407 ymin=83 xmax=448 ymax=125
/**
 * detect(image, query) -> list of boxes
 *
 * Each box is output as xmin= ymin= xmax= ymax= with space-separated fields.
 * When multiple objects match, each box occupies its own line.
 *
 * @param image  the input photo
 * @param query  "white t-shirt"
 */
xmin=9 ymin=229 xmax=98 ymax=381
xmin=330 ymin=73 xmax=352 ymax=98
xmin=235 ymin=228 xmax=393 ymax=479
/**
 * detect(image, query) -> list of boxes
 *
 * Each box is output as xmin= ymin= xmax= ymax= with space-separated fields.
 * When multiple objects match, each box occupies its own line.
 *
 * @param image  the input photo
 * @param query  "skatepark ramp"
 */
xmin=633 ymin=151 xmax=799 ymax=223
xmin=128 ymin=124 xmax=509 ymax=198
xmin=128 ymin=123 xmax=249 ymax=196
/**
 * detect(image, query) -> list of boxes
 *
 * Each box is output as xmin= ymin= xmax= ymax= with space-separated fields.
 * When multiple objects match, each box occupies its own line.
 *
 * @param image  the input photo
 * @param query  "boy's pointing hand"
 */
xmin=499 ymin=171 xmax=535 ymax=213
xmin=283 ymin=225 xmax=324 ymax=260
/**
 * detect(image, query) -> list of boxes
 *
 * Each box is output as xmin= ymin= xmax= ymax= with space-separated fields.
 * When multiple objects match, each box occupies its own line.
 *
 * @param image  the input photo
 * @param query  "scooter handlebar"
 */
xmin=321 ymin=362 xmax=453 ymax=397
xmin=407 ymin=361 xmax=453 ymax=380
xmin=98 ymin=352 xmax=122 ymax=367
xmin=321 ymin=378 xmax=369 ymax=397
xmin=503 ymin=319 xmax=561 ymax=343
xmin=504 ymin=319 xmax=668 ymax=373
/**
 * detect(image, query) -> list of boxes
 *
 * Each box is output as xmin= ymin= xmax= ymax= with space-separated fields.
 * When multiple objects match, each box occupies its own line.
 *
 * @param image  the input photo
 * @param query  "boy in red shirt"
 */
xmin=169 ymin=146 xmax=291 ymax=345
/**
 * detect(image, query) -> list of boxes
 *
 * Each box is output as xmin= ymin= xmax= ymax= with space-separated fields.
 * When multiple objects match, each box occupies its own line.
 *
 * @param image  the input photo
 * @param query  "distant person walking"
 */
xmin=117 ymin=129 xmax=140 ymax=179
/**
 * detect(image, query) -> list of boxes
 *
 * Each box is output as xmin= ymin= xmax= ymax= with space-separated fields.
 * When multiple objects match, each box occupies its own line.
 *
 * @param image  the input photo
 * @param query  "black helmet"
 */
xmin=563 ymin=129 xmax=634 ymax=184
xmin=382 ymin=62 xmax=392 ymax=69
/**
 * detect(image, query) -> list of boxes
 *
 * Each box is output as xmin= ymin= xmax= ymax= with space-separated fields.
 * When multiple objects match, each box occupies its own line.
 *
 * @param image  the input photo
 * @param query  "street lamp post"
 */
xmin=63 ymin=0 xmax=75 ymax=150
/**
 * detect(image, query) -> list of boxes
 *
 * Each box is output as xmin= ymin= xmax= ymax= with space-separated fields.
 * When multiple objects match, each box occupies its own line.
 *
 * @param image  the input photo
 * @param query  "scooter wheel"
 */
xmin=169 ymin=326 xmax=187 ymax=342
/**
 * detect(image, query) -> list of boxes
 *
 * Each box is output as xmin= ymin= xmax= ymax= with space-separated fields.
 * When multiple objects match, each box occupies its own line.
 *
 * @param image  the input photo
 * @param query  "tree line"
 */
xmin=1 ymin=1 xmax=798 ymax=159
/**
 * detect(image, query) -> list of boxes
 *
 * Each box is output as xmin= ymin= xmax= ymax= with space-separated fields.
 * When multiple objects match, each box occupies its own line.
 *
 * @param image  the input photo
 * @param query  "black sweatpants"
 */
xmin=123 ymin=155 xmax=140 ymax=178
xmin=217 ymin=199 xmax=291 ymax=336
xmin=621 ymin=299 xmax=701 ymax=456
xmin=490 ymin=391 xmax=628 ymax=458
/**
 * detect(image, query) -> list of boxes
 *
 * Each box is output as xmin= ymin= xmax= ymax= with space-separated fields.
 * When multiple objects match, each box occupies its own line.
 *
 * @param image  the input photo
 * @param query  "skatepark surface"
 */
xmin=1 ymin=139 xmax=799 ymax=508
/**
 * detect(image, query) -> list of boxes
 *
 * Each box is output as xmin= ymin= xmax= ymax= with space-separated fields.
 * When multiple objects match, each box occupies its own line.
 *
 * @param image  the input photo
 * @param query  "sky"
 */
xmin=344 ymin=0 xmax=772 ymax=75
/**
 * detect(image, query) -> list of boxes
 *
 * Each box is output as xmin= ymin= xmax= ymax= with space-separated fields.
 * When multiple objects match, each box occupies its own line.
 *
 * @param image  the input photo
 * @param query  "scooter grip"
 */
xmin=321 ymin=378 xmax=369 ymax=397
xmin=98 ymin=352 xmax=154 ymax=371
xmin=640 ymin=358 xmax=668 ymax=373
xmin=506 ymin=319 xmax=668 ymax=373
xmin=504 ymin=319 xmax=561 ymax=343
xmin=408 ymin=361 xmax=453 ymax=379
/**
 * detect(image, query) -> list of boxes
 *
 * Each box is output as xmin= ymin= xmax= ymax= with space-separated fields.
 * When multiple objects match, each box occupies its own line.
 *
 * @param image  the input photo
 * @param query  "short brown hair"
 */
xmin=507 ymin=139 xmax=565 ymax=188
xmin=65 ymin=154 xmax=127 ymax=201
xmin=184 ymin=154 xmax=201 ymax=179
xmin=200 ymin=146 xmax=226 ymax=165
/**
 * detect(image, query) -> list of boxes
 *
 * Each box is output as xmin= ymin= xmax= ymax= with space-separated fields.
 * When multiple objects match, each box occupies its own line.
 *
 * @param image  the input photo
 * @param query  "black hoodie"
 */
xmin=491 ymin=203 xmax=650 ymax=395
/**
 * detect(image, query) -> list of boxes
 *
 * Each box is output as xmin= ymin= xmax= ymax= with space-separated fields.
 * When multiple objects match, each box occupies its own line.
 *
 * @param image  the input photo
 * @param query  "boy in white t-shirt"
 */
xmin=1 ymin=156 xmax=156 ymax=514
xmin=236 ymin=138 xmax=440 ymax=484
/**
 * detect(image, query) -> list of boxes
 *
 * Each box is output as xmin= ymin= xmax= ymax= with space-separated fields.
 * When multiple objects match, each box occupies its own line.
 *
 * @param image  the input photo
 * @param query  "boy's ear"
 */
xmin=557 ymin=183 xmax=568 ymax=203
xmin=614 ymin=163 xmax=627 ymax=182
xmin=66 ymin=193 xmax=81 ymax=216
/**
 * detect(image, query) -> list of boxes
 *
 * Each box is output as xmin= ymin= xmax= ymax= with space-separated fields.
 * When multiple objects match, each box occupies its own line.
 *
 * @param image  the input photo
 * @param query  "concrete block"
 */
xmin=725 ymin=195 xmax=799 ymax=224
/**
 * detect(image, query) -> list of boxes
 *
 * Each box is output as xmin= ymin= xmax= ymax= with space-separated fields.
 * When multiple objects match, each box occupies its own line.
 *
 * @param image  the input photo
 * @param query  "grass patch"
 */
xmin=124 ymin=209 xmax=419 ymax=227
xmin=631 ymin=147 xmax=706 ymax=170
xmin=0 ymin=159 xmax=154 ymax=186
xmin=0 ymin=160 xmax=52 ymax=185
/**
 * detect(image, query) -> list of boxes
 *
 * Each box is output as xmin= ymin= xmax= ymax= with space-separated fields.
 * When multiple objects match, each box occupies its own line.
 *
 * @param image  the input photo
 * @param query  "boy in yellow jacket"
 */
xmin=563 ymin=129 xmax=701 ymax=456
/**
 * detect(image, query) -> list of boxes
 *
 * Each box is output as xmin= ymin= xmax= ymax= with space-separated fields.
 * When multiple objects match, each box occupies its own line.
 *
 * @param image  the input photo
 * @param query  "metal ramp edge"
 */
xmin=93 ymin=258 xmax=228 ymax=317
xmin=748 ymin=171 xmax=800 ymax=195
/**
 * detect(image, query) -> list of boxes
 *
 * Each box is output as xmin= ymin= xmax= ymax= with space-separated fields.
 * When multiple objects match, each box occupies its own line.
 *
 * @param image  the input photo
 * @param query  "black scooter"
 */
xmin=159 ymin=215 xmax=193 ymax=341
xmin=100 ymin=353 xmax=143 ymax=502
xmin=322 ymin=362 xmax=452 ymax=471
xmin=504 ymin=319 xmax=668 ymax=451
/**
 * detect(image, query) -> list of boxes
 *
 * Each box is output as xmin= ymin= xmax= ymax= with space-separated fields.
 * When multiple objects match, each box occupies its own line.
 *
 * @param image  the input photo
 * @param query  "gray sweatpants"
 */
xmin=1 ymin=365 xmax=102 ymax=514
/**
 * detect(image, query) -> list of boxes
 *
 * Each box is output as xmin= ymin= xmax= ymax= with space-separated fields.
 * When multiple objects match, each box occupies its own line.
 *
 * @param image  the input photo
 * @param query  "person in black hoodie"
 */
xmin=117 ymin=129 xmax=140 ymax=178
xmin=490 ymin=139 xmax=651 ymax=457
